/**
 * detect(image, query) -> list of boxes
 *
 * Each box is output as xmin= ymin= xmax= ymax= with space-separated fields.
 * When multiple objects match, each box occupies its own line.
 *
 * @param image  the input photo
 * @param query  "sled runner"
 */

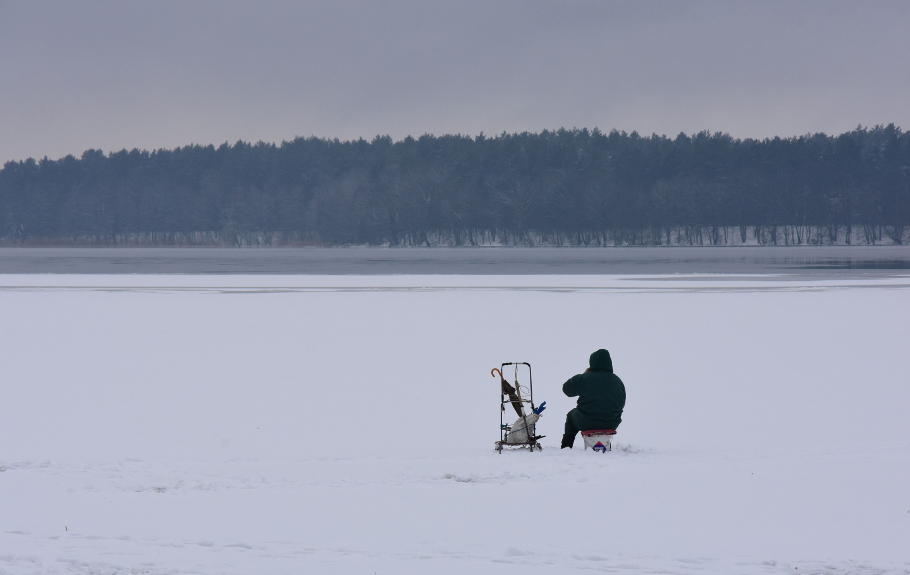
xmin=581 ymin=429 xmax=616 ymax=453
xmin=492 ymin=363 xmax=545 ymax=453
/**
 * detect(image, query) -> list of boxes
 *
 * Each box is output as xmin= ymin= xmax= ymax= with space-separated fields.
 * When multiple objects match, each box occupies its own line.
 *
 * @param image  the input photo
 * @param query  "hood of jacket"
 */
xmin=589 ymin=349 xmax=613 ymax=372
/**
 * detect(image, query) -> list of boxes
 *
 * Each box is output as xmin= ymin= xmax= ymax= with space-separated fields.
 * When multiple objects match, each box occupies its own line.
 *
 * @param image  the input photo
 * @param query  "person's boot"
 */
xmin=560 ymin=434 xmax=574 ymax=449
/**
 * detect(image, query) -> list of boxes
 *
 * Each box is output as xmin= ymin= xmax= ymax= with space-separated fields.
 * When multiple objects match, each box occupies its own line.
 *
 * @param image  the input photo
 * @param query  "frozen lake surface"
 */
xmin=1 ymin=245 xmax=910 ymax=276
xmin=1 ymin=273 xmax=908 ymax=574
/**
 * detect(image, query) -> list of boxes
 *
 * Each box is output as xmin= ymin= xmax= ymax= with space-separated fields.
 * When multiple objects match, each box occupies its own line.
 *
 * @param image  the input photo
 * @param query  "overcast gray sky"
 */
xmin=2 ymin=1 xmax=908 ymax=162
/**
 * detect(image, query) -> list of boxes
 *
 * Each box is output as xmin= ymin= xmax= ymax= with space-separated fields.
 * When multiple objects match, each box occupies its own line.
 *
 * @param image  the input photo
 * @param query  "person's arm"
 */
xmin=562 ymin=374 xmax=585 ymax=397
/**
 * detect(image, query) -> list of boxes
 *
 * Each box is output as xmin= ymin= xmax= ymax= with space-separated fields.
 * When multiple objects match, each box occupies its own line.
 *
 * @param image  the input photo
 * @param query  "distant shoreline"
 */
xmin=0 ymin=223 xmax=906 ymax=249
xmin=2 ymin=245 xmax=908 ymax=276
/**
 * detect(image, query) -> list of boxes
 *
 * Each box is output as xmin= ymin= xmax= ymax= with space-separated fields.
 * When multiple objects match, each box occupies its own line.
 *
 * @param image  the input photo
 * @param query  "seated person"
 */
xmin=561 ymin=349 xmax=626 ymax=448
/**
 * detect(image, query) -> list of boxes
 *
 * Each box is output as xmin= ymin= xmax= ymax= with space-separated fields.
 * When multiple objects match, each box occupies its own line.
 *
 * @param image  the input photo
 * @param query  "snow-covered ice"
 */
xmin=1 ymin=273 xmax=909 ymax=574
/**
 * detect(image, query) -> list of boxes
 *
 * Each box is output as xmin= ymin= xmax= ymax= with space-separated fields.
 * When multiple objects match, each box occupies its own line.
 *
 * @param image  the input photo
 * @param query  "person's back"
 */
xmin=561 ymin=349 xmax=626 ymax=448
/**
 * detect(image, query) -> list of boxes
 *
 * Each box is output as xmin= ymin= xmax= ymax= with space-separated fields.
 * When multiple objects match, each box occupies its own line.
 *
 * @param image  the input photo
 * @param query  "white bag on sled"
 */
xmin=504 ymin=412 xmax=541 ymax=444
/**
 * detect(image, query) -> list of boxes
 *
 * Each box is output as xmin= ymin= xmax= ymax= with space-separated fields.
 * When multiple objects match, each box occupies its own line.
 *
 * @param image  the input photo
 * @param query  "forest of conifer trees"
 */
xmin=1 ymin=125 xmax=908 ymax=246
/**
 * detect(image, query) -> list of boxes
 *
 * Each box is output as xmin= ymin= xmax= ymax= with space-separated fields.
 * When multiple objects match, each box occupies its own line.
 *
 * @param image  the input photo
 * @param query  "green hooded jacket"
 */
xmin=562 ymin=349 xmax=626 ymax=429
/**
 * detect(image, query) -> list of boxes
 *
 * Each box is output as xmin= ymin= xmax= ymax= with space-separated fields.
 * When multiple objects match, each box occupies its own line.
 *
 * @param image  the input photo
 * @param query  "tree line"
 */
xmin=1 ymin=125 xmax=908 ymax=246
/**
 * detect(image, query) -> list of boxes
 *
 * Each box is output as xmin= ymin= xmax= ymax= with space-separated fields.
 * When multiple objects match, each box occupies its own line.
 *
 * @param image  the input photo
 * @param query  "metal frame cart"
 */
xmin=493 ymin=362 xmax=544 ymax=453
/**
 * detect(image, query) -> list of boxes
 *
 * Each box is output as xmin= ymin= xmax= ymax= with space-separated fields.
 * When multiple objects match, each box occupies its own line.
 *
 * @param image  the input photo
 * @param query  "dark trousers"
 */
xmin=562 ymin=408 xmax=617 ymax=448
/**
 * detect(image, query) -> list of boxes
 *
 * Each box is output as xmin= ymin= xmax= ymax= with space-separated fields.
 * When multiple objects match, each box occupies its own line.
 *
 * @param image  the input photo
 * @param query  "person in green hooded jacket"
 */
xmin=561 ymin=349 xmax=626 ymax=448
